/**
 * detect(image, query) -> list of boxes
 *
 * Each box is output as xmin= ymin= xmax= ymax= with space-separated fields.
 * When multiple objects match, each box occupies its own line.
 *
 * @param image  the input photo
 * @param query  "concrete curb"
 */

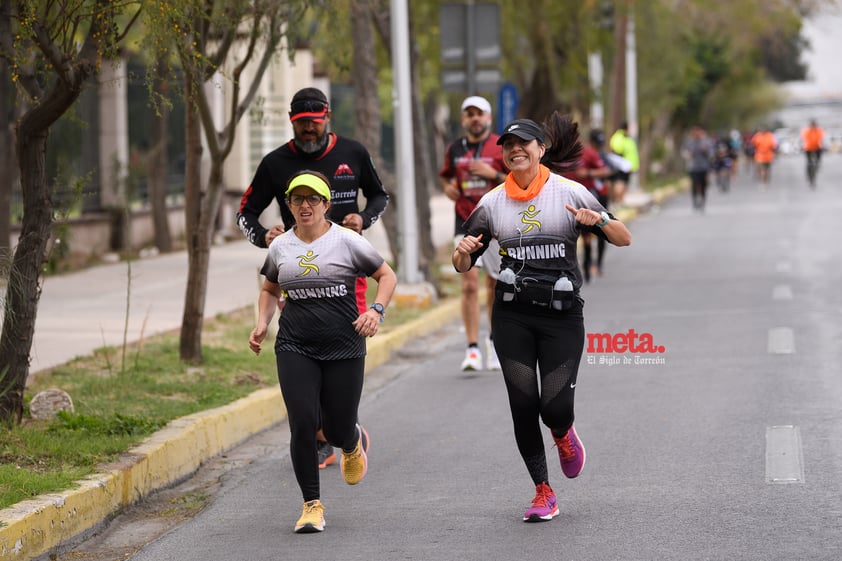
xmin=0 ymin=299 xmax=462 ymax=561
xmin=1 ymin=183 xmax=680 ymax=560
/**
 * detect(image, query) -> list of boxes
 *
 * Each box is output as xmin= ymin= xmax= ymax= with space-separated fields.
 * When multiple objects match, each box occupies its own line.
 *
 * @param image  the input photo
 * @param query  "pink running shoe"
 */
xmin=522 ymin=482 xmax=559 ymax=522
xmin=554 ymin=425 xmax=586 ymax=478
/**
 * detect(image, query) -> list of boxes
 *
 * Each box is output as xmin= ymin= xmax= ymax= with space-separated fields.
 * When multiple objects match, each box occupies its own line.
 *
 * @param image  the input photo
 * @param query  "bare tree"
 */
xmin=350 ymin=0 xmax=397 ymax=258
xmin=0 ymin=0 xmax=141 ymax=423
xmin=407 ymin=12 xmax=437 ymax=283
xmin=148 ymin=0 xmax=308 ymax=363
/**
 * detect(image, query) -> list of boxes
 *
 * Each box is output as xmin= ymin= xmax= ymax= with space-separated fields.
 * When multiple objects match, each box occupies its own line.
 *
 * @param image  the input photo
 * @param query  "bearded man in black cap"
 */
xmin=238 ymin=87 xmax=388 ymax=245
xmin=237 ymin=86 xmax=389 ymax=470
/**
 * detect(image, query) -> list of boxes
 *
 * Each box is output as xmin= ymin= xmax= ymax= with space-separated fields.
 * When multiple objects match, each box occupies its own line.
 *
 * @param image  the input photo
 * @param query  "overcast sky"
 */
xmin=785 ymin=0 xmax=842 ymax=100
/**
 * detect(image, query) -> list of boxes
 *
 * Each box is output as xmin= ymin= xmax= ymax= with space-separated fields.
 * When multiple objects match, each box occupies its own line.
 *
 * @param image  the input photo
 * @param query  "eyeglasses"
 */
xmin=288 ymin=194 xmax=326 ymax=206
xmin=290 ymin=100 xmax=328 ymax=114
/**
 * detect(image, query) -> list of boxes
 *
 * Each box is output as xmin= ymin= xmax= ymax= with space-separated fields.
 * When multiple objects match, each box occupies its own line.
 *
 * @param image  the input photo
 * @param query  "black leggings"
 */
xmin=689 ymin=170 xmax=708 ymax=205
xmin=276 ymin=351 xmax=365 ymax=501
xmin=491 ymin=301 xmax=584 ymax=485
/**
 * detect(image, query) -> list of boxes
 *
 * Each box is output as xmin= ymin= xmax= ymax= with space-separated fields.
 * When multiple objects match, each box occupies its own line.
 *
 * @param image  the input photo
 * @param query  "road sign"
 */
xmin=439 ymin=2 xmax=501 ymax=94
xmin=497 ymin=82 xmax=518 ymax=133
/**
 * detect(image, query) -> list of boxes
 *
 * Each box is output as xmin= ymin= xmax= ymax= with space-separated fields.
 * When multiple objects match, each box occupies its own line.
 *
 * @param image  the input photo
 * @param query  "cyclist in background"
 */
xmin=800 ymin=119 xmax=825 ymax=188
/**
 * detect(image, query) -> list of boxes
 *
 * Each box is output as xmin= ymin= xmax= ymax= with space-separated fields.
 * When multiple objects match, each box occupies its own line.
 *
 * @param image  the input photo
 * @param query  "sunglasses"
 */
xmin=290 ymin=100 xmax=328 ymax=114
xmin=288 ymin=194 xmax=326 ymax=206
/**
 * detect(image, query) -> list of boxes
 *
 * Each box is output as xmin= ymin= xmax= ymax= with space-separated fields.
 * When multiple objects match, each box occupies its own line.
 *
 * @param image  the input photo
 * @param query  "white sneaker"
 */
xmin=460 ymin=347 xmax=483 ymax=371
xmin=486 ymin=337 xmax=501 ymax=370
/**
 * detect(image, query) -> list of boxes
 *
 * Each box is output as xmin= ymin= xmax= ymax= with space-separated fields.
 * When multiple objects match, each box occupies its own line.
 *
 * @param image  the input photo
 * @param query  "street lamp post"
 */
xmin=390 ymin=0 xmax=422 ymax=284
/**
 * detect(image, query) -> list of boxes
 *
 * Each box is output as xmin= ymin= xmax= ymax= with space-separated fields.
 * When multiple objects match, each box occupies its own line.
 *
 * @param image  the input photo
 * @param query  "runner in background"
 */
xmin=750 ymin=125 xmax=778 ymax=184
xmin=562 ymin=129 xmax=614 ymax=281
xmin=800 ymin=118 xmax=825 ymax=188
xmin=439 ymin=96 xmax=508 ymax=372
xmin=608 ymin=121 xmax=639 ymax=205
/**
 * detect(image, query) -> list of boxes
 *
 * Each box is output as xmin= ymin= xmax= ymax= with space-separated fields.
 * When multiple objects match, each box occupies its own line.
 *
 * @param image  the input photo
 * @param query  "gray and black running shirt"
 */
xmin=461 ymin=172 xmax=610 ymax=291
xmin=260 ymin=223 xmax=384 ymax=360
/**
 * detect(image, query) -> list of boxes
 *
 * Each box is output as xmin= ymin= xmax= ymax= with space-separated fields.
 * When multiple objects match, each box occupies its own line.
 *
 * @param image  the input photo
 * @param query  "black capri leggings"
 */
xmin=491 ymin=301 xmax=585 ymax=467
xmin=276 ymin=351 xmax=365 ymax=501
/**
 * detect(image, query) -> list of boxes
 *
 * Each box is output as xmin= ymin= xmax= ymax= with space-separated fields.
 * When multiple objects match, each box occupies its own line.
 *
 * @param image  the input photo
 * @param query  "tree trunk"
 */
xmin=0 ymin=59 xmax=15 ymax=253
xmin=179 ymin=76 xmax=205 ymax=363
xmin=180 ymin=217 xmax=211 ymax=365
xmin=639 ymin=112 xmax=670 ymax=186
xmin=408 ymin=17 xmax=436 ymax=283
xmin=365 ymin=0 xmax=401 ymax=262
xmin=350 ymin=0 xmax=400 ymax=263
xmin=0 ymin=129 xmax=51 ymax=423
xmin=181 ymin=156 xmax=226 ymax=363
xmin=148 ymin=55 xmax=172 ymax=253
xmin=351 ymin=0 xmax=380 ymax=160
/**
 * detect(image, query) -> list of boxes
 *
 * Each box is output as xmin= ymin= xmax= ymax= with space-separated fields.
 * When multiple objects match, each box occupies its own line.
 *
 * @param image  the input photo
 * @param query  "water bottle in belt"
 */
xmin=552 ymin=276 xmax=573 ymax=310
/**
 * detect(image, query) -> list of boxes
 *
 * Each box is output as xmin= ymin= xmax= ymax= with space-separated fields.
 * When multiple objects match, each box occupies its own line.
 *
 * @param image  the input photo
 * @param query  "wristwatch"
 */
xmin=370 ymin=302 xmax=386 ymax=322
xmin=595 ymin=211 xmax=610 ymax=228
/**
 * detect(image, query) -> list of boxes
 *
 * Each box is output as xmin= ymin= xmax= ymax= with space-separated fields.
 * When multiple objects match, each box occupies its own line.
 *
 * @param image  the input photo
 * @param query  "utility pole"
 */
xmin=588 ymin=52 xmax=604 ymax=129
xmin=625 ymin=2 xmax=640 ymax=190
xmin=390 ymin=0 xmax=422 ymax=284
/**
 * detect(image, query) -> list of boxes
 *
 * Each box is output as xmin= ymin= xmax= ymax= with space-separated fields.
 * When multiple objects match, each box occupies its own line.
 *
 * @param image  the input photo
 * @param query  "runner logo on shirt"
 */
xmin=297 ymin=251 xmax=320 ymax=276
xmin=519 ymin=205 xmax=542 ymax=233
xmin=333 ymin=163 xmax=355 ymax=180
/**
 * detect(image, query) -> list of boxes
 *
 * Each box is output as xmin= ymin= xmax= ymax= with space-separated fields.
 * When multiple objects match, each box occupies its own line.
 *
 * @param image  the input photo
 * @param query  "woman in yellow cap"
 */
xmin=249 ymin=170 xmax=397 ymax=534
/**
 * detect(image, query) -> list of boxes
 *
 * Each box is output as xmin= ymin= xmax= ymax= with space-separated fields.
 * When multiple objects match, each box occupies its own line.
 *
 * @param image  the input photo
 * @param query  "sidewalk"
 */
xmin=1 ymin=187 xmax=673 ymax=560
xmin=26 ymin=194 xmax=455 ymax=378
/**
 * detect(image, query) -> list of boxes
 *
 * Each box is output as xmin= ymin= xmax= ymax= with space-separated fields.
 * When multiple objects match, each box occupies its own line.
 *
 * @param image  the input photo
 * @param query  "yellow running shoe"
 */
xmin=294 ymin=500 xmax=325 ymax=533
xmin=341 ymin=424 xmax=369 ymax=485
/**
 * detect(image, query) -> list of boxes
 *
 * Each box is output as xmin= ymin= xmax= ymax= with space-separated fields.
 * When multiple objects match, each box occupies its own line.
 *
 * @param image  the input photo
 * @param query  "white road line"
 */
xmin=772 ymin=285 xmax=793 ymax=301
xmin=768 ymin=327 xmax=795 ymax=354
xmin=775 ymin=262 xmax=793 ymax=274
xmin=766 ymin=425 xmax=804 ymax=484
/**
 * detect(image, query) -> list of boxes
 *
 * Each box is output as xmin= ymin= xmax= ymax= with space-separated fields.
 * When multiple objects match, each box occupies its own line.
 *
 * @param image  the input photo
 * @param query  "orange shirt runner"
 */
xmin=751 ymin=131 xmax=778 ymax=164
xmin=801 ymin=126 xmax=825 ymax=152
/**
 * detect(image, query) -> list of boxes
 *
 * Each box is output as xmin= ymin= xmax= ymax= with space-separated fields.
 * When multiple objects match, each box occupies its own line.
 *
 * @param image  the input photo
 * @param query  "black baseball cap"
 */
xmin=497 ymin=119 xmax=545 ymax=145
xmin=290 ymin=88 xmax=329 ymax=122
xmin=589 ymin=129 xmax=605 ymax=145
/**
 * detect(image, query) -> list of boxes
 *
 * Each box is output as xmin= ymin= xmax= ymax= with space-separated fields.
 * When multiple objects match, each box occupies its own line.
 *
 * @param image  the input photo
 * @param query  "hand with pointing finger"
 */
xmin=565 ymin=204 xmax=603 ymax=227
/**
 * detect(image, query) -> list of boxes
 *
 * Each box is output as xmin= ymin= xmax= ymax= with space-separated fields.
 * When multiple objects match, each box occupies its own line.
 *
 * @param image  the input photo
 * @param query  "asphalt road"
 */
xmin=59 ymin=152 xmax=842 ymax=561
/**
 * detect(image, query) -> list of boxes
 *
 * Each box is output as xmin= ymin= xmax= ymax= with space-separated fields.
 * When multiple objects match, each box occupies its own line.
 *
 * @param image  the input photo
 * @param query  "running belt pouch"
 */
xmin=519 ymin=281 xmax=554 ymax=308
xmin=495 ymin=279 xmax=573 ymax=311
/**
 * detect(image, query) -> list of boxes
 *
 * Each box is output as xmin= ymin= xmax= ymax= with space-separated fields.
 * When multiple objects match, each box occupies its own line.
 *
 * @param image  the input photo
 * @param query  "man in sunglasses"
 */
xmin=237 ymin=86 xmax=390 ymax=469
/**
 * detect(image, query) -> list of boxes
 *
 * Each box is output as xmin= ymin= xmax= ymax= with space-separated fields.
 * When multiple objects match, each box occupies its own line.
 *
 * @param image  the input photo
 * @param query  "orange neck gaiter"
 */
xmin=505 ymin=165 xmax=550 ymax=201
